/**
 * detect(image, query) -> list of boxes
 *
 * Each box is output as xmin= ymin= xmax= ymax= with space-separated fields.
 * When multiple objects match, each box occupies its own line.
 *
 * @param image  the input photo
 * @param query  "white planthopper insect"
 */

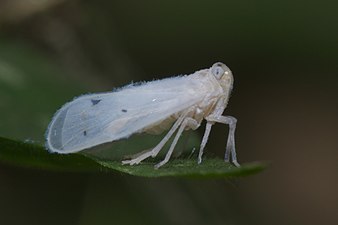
xmin=45 ymin=62 xmax=240 ymax=168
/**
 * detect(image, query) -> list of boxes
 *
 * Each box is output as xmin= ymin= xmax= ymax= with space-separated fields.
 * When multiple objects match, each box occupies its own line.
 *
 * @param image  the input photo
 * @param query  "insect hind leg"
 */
xmin=122 ymin=110 xmax=188 ymax=166
xmin=155 ymin=117 xmax=199 ymax=169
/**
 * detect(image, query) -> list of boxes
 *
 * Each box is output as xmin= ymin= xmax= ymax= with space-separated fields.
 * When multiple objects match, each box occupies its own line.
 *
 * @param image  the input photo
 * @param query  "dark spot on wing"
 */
xmin=121 ymin=109 xmax=127 ymax=112
xmin=91 ymin=99 xmax=101 ymax=105
xmin=83 ymin=130 xmax=87 ymax=136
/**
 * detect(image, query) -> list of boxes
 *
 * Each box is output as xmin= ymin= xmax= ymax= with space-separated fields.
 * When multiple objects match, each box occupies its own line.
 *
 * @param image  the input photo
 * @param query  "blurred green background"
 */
xmin=0 ymin=0 xmax=337 ymax=224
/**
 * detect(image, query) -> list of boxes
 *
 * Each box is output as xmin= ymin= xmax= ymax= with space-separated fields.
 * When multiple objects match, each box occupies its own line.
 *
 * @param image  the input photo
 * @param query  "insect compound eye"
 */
xmin=210 ymin=62 xmax=231 ymax=80
xmin=211 ymin=63 xmax=225 ymax=79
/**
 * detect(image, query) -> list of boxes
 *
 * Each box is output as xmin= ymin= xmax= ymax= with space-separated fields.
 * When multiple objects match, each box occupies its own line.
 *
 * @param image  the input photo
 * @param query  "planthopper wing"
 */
xmin=46 ymin=74 xmax=211 ymax=153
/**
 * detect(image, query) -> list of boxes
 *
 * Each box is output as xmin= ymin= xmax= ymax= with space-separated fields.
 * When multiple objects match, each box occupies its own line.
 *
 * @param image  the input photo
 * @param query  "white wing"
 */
xmin=46 ymin=74 xmax=211 ymax=153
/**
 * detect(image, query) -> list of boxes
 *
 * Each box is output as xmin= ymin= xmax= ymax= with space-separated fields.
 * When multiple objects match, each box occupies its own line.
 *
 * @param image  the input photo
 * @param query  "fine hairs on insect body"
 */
xmin=45 ymin=62 xmax=239 ymax=168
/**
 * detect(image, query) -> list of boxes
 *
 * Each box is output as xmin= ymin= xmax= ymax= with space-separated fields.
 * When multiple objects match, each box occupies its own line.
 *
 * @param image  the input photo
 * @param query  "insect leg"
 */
xmin=196 ymin=98 xmax=221 ymax=163
xmin=197 ymin=122 xmax=213 ymax=164
xmin=155 ymin=117 xmax=199 ymax=169
xmin=205 ymin=115 xmax=240 ymax=167
xmin=121 ymin=110 xmax=188 ymax=166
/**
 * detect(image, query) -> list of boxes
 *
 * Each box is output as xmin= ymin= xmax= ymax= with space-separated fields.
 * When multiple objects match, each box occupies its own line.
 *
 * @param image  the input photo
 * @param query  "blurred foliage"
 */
xmin=0 ymin=38 xmax=86 ymax=142
xmin=0 ymin=0 xmax=64 ymax=23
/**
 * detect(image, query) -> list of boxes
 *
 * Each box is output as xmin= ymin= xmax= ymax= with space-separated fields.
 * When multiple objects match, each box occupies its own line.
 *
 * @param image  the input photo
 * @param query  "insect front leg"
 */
xmin=198 ymin=122 xmax=213 ymax=164
xmin=205 ymin=115 xmax=240 ymax=167
xmin=197 ymin=98 xmax=220 ymax=164
xmin=155 ymin=117 xmax=199 ymax=169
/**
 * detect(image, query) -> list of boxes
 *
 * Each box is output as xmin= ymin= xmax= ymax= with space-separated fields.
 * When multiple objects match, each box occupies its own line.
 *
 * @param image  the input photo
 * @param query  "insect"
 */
xmin=45 ymin=62 xmax=240 ymax=168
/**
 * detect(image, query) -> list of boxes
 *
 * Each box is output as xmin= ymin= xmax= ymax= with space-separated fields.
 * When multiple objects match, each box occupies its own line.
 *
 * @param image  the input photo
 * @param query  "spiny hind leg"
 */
xmin=206 ymin=115 xmax=240 ymax=167
xmin=122 ymin=111 xmax=187 ymax=166
xmin=155 ymin=117 xmax=199 ymax=169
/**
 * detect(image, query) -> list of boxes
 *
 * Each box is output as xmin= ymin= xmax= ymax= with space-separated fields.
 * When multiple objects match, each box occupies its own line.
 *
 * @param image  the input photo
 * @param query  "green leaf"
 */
xmin=0 ymin=136 xmax=104 ymax=172
xmin=94 ymin=158 xmax=267 ymax=178
xmin=0 ymin=136 xmax=267 ymax=178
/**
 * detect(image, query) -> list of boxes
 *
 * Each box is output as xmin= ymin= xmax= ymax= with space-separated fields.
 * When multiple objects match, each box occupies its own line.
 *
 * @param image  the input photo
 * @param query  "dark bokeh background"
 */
xmin=1 ymin=1 xmax=337 ymax=225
